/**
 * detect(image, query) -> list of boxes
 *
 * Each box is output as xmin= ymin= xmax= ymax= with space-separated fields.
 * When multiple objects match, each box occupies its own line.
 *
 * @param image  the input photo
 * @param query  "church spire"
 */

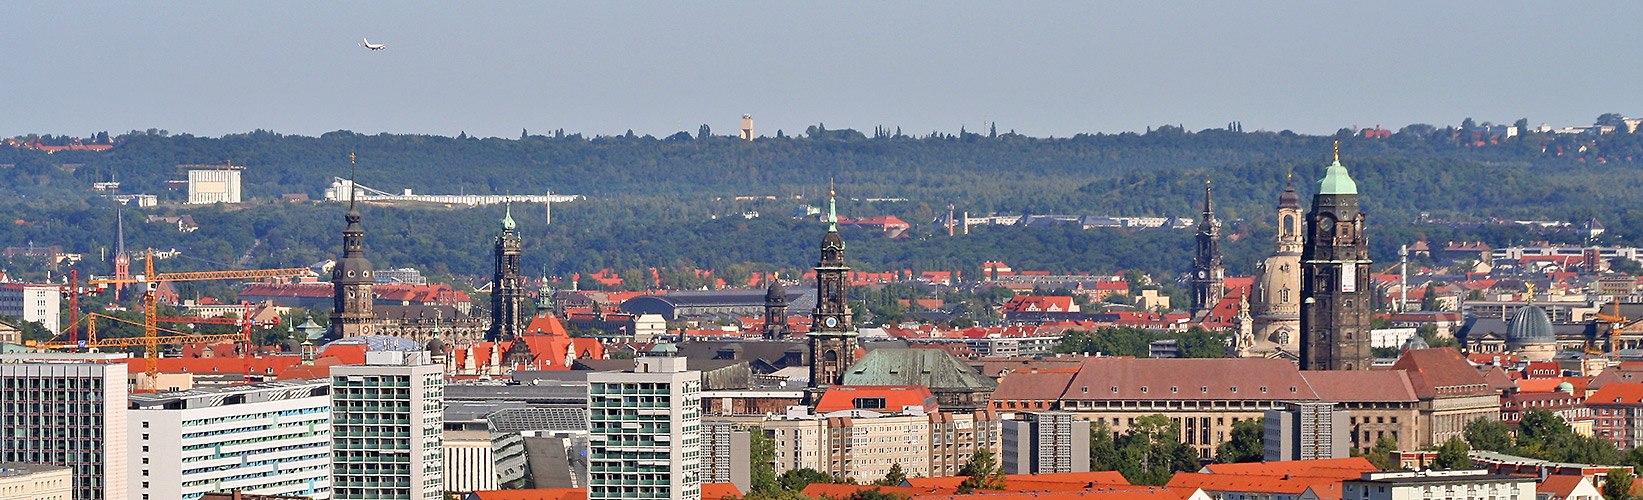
xmin=827 ymin=179 xmax=839 ymax=232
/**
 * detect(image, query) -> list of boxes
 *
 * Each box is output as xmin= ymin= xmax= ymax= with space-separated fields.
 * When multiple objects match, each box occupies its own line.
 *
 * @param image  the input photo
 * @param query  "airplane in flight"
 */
xmin=361 ymin=38 xmax=386 ymax=50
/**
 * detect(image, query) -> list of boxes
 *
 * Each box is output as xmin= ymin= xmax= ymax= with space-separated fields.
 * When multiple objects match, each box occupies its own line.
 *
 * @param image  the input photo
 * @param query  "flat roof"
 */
xmin=0 ymin=463 xmax=72 ymax=478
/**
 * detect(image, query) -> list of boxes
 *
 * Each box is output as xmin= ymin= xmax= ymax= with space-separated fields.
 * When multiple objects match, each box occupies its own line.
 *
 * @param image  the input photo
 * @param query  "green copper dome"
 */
xmin=1317 ymin=160 xmax=1358 ymax=195
xmin=501 ymin=203 xmax=516 ymax=230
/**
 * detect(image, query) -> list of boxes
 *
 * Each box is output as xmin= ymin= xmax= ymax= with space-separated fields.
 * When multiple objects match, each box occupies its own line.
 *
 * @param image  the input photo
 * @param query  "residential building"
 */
xmin=710 ymin=405 xmax=999 ymax=482
xmin=1263 ymin=401 xmax=1349 ymax=461
xmin=1585 ymin=382 xmax=1643 ymax=449
xmin=0 ymin=463 xmax=72 ymax=500
xmin=1001 ymin=412 xmax=1089 ymax=474
xmin=0 ymin=355 xmax=128 ymax=500
xmin=128 ymin=379 xmax=333 ymax=500
xmin=329 ymin=350 xmax=445 ymax=500
xmin=1342 ymin=470 xmax=1535 ymax=500
xmin=0 ymin=283 xmax=60 ymax=335
xmin=586 ymin=356 xmax=702 ymax=500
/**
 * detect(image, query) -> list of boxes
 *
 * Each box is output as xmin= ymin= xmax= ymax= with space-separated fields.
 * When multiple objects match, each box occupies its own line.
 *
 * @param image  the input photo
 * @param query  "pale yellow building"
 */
xmin=710 ymin=407 xmax=998 ymax=482
xmin=0 ymin=464 xmax=72 ymax=500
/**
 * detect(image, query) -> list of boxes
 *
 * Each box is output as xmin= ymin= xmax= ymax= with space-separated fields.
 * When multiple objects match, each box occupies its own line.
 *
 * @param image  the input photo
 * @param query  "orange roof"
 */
xmin=1537 ymin=475 xmax=1590 ymax=498
xmin=701 ymin=483 xmax=741 ymax=500
xmin=467 ymin=488 xmax=585 ymax=500
xmin=1199 ymin=457 xmax=1376 ymax=479
xmin=815 ymin=385 xmax=938 ymax=412
xmin=1167 ymin=473 xmax=1343 ymax=497
xmin=1515 ymin=377 xmax=1589 ymax=394
xmin=804 ymin=484 xmax=928 ymax=499
xmin=523 ymin=312 xmax=570 ymax=336
xmin=1587 ymin=383 xmax=1643 ymax=405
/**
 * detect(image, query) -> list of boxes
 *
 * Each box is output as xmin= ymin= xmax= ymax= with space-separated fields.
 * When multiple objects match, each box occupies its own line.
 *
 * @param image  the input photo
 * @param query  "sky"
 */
xmin=2 ymin=2 xmax=1640 ymax=139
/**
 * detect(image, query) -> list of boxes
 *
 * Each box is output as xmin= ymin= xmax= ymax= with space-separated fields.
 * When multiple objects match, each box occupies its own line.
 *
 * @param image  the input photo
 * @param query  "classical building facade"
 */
xmin=1190 ymin=182 xmax=1225 ymax=319
xmin=489 ymin=206 xmax=526 ymax=341
xmin=1244 ymin=179 xmax=1304 ymax=357
xmin=1300 ymin=148 xmax=1373 ymax=371
xmin=809 ymin=190 xmax=857 ymax=391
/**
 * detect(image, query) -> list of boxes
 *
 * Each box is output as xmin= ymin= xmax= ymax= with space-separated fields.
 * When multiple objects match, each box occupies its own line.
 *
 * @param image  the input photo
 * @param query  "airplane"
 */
xmin=361 ymin=38 xmax=386 ymax=50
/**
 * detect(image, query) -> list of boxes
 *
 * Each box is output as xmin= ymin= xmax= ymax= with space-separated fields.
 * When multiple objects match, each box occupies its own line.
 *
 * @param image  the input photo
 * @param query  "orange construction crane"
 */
xmin=68 ymin=248 xmax=315 ymax=379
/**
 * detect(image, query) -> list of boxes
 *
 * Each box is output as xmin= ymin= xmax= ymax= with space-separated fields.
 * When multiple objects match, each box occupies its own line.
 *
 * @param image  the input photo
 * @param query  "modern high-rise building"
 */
xmin=699 ymin=422 xmax=749 ymax=493
xmin=0 ymin=354 xmax=129 ymax=500
xmin=1001 ymin=412 xmax=1090 ymax=475
xmin=128 ymin=379 xmax=333 ymax=500
xmin=587 ymin=356 xmax=702 ymax=500
xmin=1190 ymin=181 xmax=1225 ymax=318
xmin=0 ymin=283 xmax=61 ymax=335
xmin=1300 ymin=145 xmax=1373 ymax=371
xmin=1263 ymin=401 xmax=1349 ymax=461
xmin=329 ymin=351 xmax=444 ymax=500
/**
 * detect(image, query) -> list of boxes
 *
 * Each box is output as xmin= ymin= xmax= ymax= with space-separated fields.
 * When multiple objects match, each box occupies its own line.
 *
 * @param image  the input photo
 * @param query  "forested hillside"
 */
xmin=3 ymin=121 xmax=1641 ymax=284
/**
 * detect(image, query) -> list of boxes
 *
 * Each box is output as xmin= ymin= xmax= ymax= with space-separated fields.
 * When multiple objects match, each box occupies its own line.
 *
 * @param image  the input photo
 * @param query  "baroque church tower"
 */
xmin=1244 ymin=177 xmax=1304 ymax=356
xmin=809 ymin=187 xmax=857 ymax=390
xmin=1300 ymin=144 xmax=1373 ymax=370
xmin=490 ymin=204 xmax=526 ymax=341
xmin=763 ymin=279 xmax=789 ymax=339
xmin=1190 ymin=181 xmax=1225 ymax=318
xmin=332 ymin=154 xmax=376 ymax=338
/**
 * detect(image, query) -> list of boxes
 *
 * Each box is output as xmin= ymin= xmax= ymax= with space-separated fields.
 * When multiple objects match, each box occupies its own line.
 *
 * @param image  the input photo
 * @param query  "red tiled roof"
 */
xmin=1300 ymin=370 xmax=1418 ymax=402
xmin=1198 ymin=457 xmax=1376 ymax=479
xmin=468 ymin=488 xmax=586 ymax=500
xmin=1062 ymin=358 xmax=1316 ymax=401
xmin=814 ymin=385 xmax=937 ymax=412
xmin=993 ymin=371 xmax=1078 ymax=401
xmin=701 ymin=483 xmax=740 ymax=500
xmin=1536 ymin=475 xmax=1590 ymax=499
xmin=1390 ymin=348 xmax=1494 ymax=399
xmin=804 ymin=484 xmax=928 ymax=499
xmin=1167 ymin=473 xmax=1343 ymax=496
xmin=1587 ymin=383 xmax=1643 ymax=406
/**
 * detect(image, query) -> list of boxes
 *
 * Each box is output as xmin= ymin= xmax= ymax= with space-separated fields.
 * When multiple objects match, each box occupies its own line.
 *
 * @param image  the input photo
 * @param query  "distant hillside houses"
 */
xmin=938 ymin=213 xmax=1193 ymax=230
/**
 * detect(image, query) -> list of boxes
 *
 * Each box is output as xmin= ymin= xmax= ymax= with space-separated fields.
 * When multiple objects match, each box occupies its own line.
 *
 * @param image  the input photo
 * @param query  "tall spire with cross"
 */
xmin=1191 ymin=180 xmax=1225 ymax=318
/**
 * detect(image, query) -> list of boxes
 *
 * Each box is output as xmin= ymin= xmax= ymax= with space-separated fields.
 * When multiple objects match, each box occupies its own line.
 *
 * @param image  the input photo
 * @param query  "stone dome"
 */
xmin=1506 ymin=305 xmax=1556 ymax=344
xmin=766 ymin=280 xmax=787 ymax=301
xmin=426 ymin=337 xmax=447 ymax=354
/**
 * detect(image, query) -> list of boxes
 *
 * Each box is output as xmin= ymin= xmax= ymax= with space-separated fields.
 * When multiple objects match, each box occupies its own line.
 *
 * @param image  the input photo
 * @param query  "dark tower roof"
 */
xmin=1198 ymin=180 xmax=1217 ymax=231
xmin=1278 ymin=176 xmax=1301 ymax=209
xmin=766 ymin=280 xmax=787 ymax=301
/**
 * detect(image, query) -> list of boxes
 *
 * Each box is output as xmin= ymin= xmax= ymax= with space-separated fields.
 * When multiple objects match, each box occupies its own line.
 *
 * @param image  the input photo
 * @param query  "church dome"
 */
xmin=426 ymin=337 xmax=447 ymax=354
xmin=1278 ymin=183 xmax=1301 ymax=209
xmin=766 ymin=280 xmax=787 ymax=300
xmin=1400 ymin=334 xmax=1429 ymax=351
xmin=1506 ymin=305 xmax=1556 ymax=344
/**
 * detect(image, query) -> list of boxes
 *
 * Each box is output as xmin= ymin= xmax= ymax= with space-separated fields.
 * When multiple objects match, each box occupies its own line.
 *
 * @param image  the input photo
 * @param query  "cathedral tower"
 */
xmin=763 ymin=279 xmax=789 ymax=339
xmin=112 ymin=208 xmax=130 ymax=300
xmin=1190 ymin=181 xmax=1225 ymax=318
xmin=332 ymin=154 xmax=376 ymax=338
xmin=1300 ymin=144 xmax=1373 ymax=370
xmin=1247 ymin=177 xmax=1304 ymax=355
xmin=809 ymin=187 xmax=857 ymax=390
xmin=489 ymin=203 xmax=526 ymax=341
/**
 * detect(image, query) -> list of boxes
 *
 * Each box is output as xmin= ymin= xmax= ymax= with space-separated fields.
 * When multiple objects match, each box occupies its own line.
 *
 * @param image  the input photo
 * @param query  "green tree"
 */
xmin=1215 ymin=418 xmax=1264 ymax=463
xmin=1434 ymin=437 xmax=1472 ymax=469
xmin=1606 ymin=469 xmax=1635 ymax=500
xmin=872 ymin=463 xmax=908 ymax=486
xmin=1354 ymin=435 xmax=1399 ymax=470
xmin=748 ymin=426 xmax=779 ymax=495
xmin=1463 ymin=418 xmax=1514 ymax=452
xmin=846 ymin=489 xmax=909 ymax=500
xmin=778 ymin=468 xmax=841 ymax=492
xmin=1090 ymin=422 xmax=1120 ymax=472
xmin=1114 ymin=414 xmax=1200 ymax=486
xmin=957 ymin=449 xmax=1005 ymax=493
xmin=1517 ymin=408 xmax=1572 ymax=453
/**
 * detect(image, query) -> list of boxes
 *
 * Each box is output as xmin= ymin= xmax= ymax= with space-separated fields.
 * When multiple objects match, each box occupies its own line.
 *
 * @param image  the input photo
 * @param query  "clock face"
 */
xmin=825 ymin=317 xmax=839 ymax=328
xmin=1319 ymin=218 xmax=1336 ymax=231
xmin=1198 ymin=270 xmax=1207 ymax=279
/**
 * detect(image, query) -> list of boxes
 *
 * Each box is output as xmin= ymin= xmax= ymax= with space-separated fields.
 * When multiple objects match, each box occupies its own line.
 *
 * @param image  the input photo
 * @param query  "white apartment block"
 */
xmin=711 ymin=407 xmax=996 ymax=482
xmin=0 ymin=463 xmax=73 ymax=500
xmin=187 ymin=168 xmax=243 ymax=204
xmin=0 ymin=283 xmax=61 ymax=335
xmin=587 ymin=356 xmax=702 ymax=500
xmin=1343 ymin=470 xmax=1536 ymax=500
xmin=330 ymin=351 xmax=444 ymax=500
xmin=0 ymin=356 xmax=128 ymax=500
xmin=128 ymin=379 xmax=333 ymax=500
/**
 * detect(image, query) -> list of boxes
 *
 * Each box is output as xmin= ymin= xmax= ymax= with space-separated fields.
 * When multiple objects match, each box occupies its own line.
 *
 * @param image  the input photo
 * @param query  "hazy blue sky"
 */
xmin=3 ymin=2 xmax=1639 ymax=139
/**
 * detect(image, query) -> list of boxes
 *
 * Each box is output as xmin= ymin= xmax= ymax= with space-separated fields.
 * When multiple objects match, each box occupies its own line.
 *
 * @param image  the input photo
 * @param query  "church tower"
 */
xmin=1300 ymin=144 xmax=1373 ymax=371
xmin=489 ymin=203 xmax=526 ymax=341
xmin=809 ymin=187 xmax=857 ymax=390
xmin=112 ymin=208 xmax=130 ymax=300
xmin=1190 ymin=181 xmax=1225 ymax=318
xmin=1248 ymin=177 xmax=1304 ymax=355
xmin=763 ymin=279 xmax=789 ymax=339
xmin=332 ymin=154 xmax=376 ymax=338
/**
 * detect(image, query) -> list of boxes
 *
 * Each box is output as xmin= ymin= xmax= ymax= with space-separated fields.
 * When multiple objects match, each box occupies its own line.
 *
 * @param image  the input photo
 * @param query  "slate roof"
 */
xmin=842 ymin=348 xmax=998 ymax=392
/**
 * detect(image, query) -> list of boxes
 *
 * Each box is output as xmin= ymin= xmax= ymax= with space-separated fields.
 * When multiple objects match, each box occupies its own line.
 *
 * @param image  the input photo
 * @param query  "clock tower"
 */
xmin=809 ymin=187 xmax=857 ymax=390
xmin=332 ymin=154 xmax=376 ymax=339
xmin=489 ymin=203 xmax=526 ymax=341
xmin=1300 ymin=144 xmax=1373 ymax=371
xmin=1190 ymin=181 xmax=1225 ymax=317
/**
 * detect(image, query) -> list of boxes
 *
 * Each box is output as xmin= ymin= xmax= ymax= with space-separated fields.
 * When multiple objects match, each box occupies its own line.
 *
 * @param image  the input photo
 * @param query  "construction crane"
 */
xmin=54 ymin=249 xmax=314 ymax=379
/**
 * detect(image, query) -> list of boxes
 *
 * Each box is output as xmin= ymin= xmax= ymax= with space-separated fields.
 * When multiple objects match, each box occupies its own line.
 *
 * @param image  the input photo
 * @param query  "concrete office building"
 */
xmin=330 ymin=351 xmax=444 ymax=500
xmin=443 ymin=432 xmax=498 ymax=494
xmin=587 ymin=356 xmax=702 ymax=500
xmin=0 ymin=355 xmax=128 ymax=500
xmin=0 ymin=463 xmax=73 ymax=500
xmin=128 ymin=379 xmax=333 ymax=500
xmin=0 ymin=283 xmax=61 ymax=335
xmin=1264 ymin=402 xmax=1350 ymax=461
xmin=1001 ymin=412 xmax=1090 ymax=475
